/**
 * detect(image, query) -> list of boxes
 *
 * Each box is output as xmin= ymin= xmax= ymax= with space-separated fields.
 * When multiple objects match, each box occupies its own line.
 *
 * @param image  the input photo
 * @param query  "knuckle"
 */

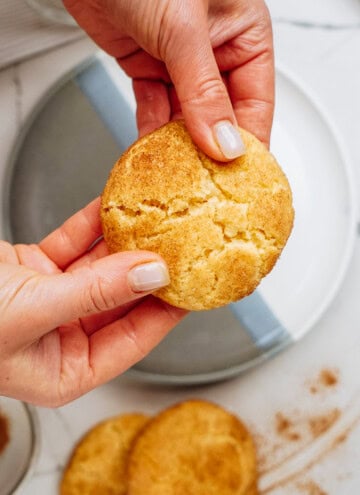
xmin=158 ymin=4 xmax=195 ymax=57
xmin=77 ymin=268 xmax=118 ymax=315
xmin=182 ymin=77 xmax=227 ymax=106
xmin=87 ymin=276 xmax=117 ymax=313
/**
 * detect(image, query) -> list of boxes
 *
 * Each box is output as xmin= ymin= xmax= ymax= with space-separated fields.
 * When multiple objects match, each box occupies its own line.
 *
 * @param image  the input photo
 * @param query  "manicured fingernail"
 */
xmin=128 ymin=261 xmax=170 ymax=292
xmin=213 ymin=120 xmax=246 ymax=159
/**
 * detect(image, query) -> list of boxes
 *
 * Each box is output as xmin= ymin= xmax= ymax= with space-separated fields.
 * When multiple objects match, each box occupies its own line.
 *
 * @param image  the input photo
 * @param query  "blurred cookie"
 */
xmin=60 ymin=413 xmax=149 ymax=495
xmin=126 ymin=399 xmax=258 ymax=495
xmin=101 ymin=120 xmax=294 ymax=310
xmin=246 ymin=483 xmax=259 ymax=495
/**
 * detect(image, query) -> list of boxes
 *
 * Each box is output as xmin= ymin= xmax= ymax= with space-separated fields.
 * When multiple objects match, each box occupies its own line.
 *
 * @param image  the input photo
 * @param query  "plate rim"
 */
xmin=271 ymin=64 xmax=357 ymax=342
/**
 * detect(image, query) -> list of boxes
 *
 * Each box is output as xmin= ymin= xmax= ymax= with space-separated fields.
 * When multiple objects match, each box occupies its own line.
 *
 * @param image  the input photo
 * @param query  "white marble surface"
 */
xmin=0 ymin=1 xmax=360 ymax=494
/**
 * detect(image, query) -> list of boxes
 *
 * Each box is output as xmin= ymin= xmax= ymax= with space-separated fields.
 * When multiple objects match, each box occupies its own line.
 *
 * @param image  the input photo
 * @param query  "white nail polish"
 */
xmin=213 ymin=121 xmax=246 ymax=159
xmin=128 ymin=261 xmax=170 ymax=292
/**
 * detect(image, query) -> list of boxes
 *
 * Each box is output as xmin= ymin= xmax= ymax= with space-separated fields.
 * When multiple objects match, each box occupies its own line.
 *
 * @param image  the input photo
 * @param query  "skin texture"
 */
xmin=63 ymin=0 xmax=274 ymax=156
xmin=0 ymin=199 xmax=186 ymax=407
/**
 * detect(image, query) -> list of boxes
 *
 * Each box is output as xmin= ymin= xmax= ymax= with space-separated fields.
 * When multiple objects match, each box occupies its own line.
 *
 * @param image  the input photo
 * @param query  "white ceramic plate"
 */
xmin=3 ymin=57 xmax=356 ymax=383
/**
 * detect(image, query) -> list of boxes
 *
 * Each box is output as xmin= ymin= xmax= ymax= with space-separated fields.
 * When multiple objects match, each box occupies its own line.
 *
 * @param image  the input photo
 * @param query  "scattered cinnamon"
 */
xmin=256 ymin=368 xmax=354 ymax=492
xmin=308 ymin=409 xmax=341 ymax=439
xmin=310 ymin=368 xmax=339 ymax=394
xmin=275 ymin=412 xmax=301 ymax=442
xmin=320 ymin=369 xmax=338 ymax=387
xmin=297 ymin=480 xmax=327 ymax=495
xmin=334 ymin=431 xmax=348 ymax=445
xmin=0 ymin=410 xmax=9 ymax=455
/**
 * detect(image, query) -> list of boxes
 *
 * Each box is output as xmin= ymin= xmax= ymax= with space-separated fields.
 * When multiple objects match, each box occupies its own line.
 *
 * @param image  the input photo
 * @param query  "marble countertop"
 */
xmin=1 ymin=1 xmax=360 ymax=494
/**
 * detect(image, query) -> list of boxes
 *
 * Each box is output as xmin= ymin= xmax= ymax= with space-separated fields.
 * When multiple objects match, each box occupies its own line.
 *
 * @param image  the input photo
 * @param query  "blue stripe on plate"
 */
xmin=74 ymin=60 xmax=137 ymax=150
xmin=230 ymin=291 xmax=292 ymax=349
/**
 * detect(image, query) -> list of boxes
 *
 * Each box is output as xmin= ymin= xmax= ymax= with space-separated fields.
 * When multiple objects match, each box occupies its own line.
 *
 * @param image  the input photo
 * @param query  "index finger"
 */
xmin=39 ymin=197 xmax=103 ymax=269
xmin=228 ymin=54 xmax=274 ymax=148
xmin=213 ymin=19 xmax=275 ymax=147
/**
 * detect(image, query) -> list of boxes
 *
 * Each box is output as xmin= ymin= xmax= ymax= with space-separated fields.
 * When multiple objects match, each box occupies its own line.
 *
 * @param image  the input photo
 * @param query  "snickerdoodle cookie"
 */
xmin=60 ymin=414 xmax=149 ymax=495
xmin=126 ymin=399 xmax=258 ymax=495
xmin=101 ymin=121 xmax=294 ymax=310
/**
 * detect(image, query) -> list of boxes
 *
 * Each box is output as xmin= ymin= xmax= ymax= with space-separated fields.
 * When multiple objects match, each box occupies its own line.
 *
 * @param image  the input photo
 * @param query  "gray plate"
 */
xmin=4 ymin=57 xmax=354 ymax=385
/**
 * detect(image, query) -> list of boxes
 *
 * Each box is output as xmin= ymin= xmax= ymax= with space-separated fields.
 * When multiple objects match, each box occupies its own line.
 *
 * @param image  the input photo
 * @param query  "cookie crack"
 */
xmin=193 ymin=151 xmax=282 ymax=254
xmin=196 ymin=148 xmax=286 ymax=197
xmin=212 ymin=219 xmax=280 ymax=268
xmin=195 ymin=149 xmax=236 ymax=202
xmin=104 ymin=196 xmax=212 ymax=219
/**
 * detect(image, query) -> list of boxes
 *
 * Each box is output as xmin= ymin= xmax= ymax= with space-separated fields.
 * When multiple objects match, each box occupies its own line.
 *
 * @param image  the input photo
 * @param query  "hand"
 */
xmin=64 ymin=0 xmax=274 ymax=159
xmin=0 ymin=199 xmax=186 ymax=407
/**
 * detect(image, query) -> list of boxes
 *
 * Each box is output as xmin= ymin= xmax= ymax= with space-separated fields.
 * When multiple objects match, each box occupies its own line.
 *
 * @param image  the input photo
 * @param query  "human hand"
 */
xmin=0 ymin=199 xmax=186 ymax=407
xmin=63 ymin=0 xmax=274 ymax=159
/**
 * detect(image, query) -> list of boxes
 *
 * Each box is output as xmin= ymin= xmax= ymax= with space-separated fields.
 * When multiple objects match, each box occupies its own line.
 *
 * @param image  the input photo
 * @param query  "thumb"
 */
xmin=5 ymin=252 xmax=169 ymax=348
xmin=163 ymin=3 xmax=245 ymax=161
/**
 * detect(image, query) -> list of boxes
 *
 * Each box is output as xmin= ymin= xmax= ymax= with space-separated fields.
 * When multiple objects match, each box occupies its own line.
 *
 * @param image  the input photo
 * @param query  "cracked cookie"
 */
xmin=126 ymin=399 xmax=258 ymax=495
xmin=100 ymin=121 xmax=294 ymax=310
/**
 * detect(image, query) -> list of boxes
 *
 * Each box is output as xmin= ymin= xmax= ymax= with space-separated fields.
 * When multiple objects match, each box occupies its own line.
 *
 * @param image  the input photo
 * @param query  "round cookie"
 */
xmin=60 ymin=413 xmax=149 ymax=495
xmin=101 ymin=121 xmax=294 ymax=310
xmin=126 ymin=399 xmax=258 ymax=495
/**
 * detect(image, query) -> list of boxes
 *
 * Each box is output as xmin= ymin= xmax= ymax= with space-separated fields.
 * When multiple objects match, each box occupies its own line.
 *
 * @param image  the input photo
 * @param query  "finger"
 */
xmin=14 ymin=244 xmax=60 ymax=274
xmin=118 ymin=51 xmax=170 ymax=82
xmin=169 ymin=78 xmax=228 ymax=121
xmin=63 ymin=0 xmax=128 ymax=57
xmin=229 ymin=65 xmax=274 ymax=148
xmin=64 ymin=0 xmax=169 ymax=84
xmin=39 ymin=198 xmax=102 ymax=270
xmin=163 ymin=4 xmax=245 ymax=161
xmin=66 ymin=239 xmax=109 ymax=271
xmin=79 ymin=300 xmax=139 ymax=336
xmin=3 ymin=252 xmax=170 ymax=348
xmin=66 ymin=240 xmax=136 ymax=335
xmin=133 ymin=79 xmax=171 ymax=136
xmin=57 ymin=297 xmax=186 ymax=403
xmin=215 ymin=43 xmax=274 ymax=147
xmin=87 ymin=297 xmax=187 ymax=387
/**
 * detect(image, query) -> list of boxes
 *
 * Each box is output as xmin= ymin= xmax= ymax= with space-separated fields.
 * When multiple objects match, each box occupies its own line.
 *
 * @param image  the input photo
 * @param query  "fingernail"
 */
xmin=128 ymin=261 xmax=170 ymax=292
xmin=213 ymin=120 xmax=246 ymax=159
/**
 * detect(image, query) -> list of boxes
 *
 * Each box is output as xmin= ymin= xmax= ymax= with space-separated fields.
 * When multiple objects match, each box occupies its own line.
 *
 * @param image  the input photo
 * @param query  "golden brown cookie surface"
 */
xmin=127 ymin=399 xmax=258 ymax=495
xmin=246 ymin=482 xmax=259 ymax=495
xmin=101 ymin=121 xmax=294 ymax=310
xmin=60 ymin=413 xmax=149 ymax=495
